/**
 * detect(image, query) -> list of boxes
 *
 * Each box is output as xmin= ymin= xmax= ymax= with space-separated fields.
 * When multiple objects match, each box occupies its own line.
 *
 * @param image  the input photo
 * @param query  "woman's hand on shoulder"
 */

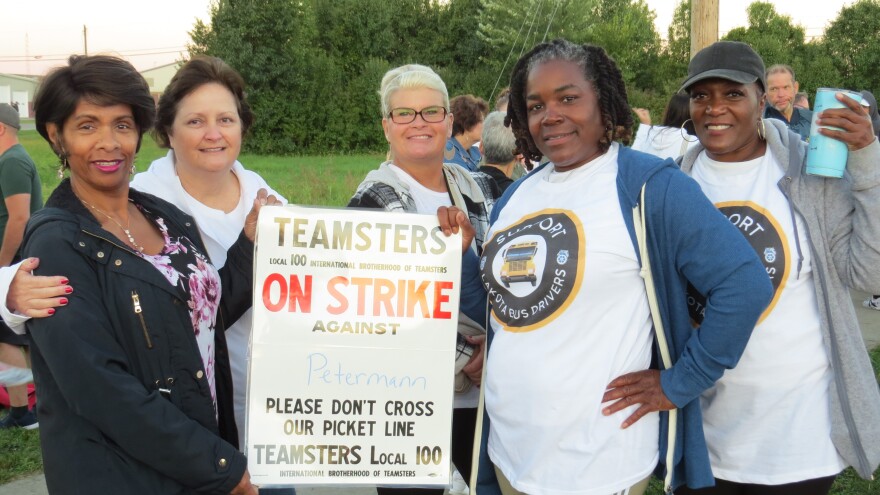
xmin=8 ymin=258 xmax=71 ymax=318
xmin=243 ymin=188 xmax=284 ymax=242
xmin=436 ymin=206 xmax=475 ymax=253
xmin=816 ymin=92 xmax=877 ymax=151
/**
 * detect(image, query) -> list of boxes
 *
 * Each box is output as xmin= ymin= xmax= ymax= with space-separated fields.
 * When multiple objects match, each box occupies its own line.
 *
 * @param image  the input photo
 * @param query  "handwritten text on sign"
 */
xmin=247 ymin=206 xmax=461 ymax=488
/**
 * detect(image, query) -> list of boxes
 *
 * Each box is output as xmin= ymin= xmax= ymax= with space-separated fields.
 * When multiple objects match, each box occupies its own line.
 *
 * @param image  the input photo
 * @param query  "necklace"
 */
xmin=79 ymin=198 xmax=145 ymax=252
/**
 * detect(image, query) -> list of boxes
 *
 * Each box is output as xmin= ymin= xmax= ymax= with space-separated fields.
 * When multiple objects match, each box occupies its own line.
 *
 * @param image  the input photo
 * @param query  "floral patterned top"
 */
xmin=135 ymin=204 xmax=222 ymax=413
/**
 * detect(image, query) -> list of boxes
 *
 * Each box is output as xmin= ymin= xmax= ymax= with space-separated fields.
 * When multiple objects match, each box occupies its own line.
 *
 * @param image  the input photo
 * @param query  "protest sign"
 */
xmin=246 ymin=206 xmax=461 ymax=488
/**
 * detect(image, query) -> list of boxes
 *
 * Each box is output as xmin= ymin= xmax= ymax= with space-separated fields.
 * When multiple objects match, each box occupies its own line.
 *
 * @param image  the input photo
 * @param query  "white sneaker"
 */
xmin=449 ymin=468 xmax=469 ymax=495
xmin=864 ymin=297 xmax=880 ymax=311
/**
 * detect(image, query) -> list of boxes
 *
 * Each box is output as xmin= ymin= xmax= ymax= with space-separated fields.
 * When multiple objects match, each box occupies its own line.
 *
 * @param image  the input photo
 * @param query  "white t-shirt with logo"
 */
xmin=481 ymin=143 xmax=658 ymax=495
xmin=689 ymin=151 xmax=846 ymax=484
xmin=389 ymin=164 xmax=480 ymax=409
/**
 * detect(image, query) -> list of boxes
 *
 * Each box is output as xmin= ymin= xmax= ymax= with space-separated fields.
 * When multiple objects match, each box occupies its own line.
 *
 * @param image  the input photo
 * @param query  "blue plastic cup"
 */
xmin=806 ymin=88 xmax=863 ymax=178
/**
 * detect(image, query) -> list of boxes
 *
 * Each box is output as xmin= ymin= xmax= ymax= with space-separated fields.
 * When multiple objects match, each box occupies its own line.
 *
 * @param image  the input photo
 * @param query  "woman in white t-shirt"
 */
xmin=439 ymin=39 xmax=773 ymax=495
xmin=676 ymin=41 xmax=880 ymax=495
xmin=347 ymin=64 xmax=499 ymax=495
xmin=631 ymin=93 xmax=697 ymax=160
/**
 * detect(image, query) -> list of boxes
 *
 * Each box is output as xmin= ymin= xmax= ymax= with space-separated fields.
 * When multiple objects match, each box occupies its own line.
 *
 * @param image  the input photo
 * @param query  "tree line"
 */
xmin=187 ymin=0 xmax=880 ymax=155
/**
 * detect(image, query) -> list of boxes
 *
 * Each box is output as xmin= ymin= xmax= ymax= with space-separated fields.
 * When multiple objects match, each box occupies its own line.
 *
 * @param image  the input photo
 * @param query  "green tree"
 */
xmin=823 ymin=0 xmax=880 ymax=92
xmin=665 ymin=0 xmax=690 ymax=70
xmin=189 ymin=0 xmax=314 ymax=154
xmin=477 ymin=0 xmax=598 ymax=101
xmin=723 ymin=2 xmax=806 ymax=68
xmin=582 ymin=0 xmax=663 ymax=91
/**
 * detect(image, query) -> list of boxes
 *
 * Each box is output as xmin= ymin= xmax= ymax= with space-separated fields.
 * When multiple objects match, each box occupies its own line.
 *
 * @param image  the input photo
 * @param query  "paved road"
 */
xmin=3 ymin=290 xmax=879 ymax=495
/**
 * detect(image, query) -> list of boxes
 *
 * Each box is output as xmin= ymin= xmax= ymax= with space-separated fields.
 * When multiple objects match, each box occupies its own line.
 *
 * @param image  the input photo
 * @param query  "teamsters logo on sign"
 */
xmin=480 ymin=210 xmax=584 ymax=332
xmin=688 ymin=201 xmax=789 ymax=325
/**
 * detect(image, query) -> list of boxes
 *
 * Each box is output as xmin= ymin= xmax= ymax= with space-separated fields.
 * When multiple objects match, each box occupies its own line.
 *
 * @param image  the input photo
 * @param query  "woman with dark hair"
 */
xmin=131 ymin=56 xmax=287 ymax=459
xmin=445 ymin=94 xmax=489 ymax=171
xmin=632 ymin=93 xmax=696 ymax=159
xmin=675 ymin=41 xmax=880 ymax=495
xmin=23 ymin=54 xmax=277 ymax=494
xmin=452 ymin=39 xmax=772 ymax=495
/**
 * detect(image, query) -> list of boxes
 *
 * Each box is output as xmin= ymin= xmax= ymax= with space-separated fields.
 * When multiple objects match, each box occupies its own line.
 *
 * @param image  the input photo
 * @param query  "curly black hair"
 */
xmin=505 ymin=39 xmax=634 ymax=163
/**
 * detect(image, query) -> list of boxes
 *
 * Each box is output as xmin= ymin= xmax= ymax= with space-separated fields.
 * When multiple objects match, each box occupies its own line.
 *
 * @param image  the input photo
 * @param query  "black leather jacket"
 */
xmin=22 ymin=180 xmax=253 ymax=494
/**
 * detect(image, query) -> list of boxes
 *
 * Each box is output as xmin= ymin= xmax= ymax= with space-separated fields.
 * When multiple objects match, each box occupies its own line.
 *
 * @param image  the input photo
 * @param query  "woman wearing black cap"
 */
xmin=676 ymin=41 xmax=880 ymax=494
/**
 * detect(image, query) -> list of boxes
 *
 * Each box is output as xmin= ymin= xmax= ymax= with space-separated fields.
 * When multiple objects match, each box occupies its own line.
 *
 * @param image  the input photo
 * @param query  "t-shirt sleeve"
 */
xmin=0 ymin=159 xmax=36 ymax=199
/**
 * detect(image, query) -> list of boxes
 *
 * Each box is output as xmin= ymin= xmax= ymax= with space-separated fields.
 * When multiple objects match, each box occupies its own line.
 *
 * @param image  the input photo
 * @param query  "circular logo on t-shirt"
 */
xmin=688 ymin=201 xmax=789 ymax=325
xmin=480 ymin=210 xmax=584 ymax=332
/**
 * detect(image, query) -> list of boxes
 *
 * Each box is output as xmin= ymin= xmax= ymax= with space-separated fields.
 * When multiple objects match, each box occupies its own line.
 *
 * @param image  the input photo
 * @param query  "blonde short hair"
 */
xmin=379 ymin=64 xmax=449 ymax=116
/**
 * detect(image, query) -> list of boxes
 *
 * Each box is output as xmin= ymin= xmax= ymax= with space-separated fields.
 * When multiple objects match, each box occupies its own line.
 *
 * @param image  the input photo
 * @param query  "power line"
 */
xmin=0 ymin=46 xmax=188 ymax=61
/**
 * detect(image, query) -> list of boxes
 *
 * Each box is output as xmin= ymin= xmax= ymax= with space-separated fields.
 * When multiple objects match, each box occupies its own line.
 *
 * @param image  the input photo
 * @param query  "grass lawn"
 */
xmin=4 ymin=130 xmax=880 ymax=492
xmin=17 ymin=129 xmax=384 ymax=208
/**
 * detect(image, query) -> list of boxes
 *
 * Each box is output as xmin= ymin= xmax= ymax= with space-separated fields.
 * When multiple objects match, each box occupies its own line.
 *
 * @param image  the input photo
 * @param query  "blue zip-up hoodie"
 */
xmin=474 ymin=146 xmax=773 ymax=493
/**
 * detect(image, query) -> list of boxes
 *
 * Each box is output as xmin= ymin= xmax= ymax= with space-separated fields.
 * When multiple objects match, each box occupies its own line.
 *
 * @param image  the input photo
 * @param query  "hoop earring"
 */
xmin=757 ymin=119 xmax=766 ymax=141
xmin=680 ymin=119 xmax=699 ymax=143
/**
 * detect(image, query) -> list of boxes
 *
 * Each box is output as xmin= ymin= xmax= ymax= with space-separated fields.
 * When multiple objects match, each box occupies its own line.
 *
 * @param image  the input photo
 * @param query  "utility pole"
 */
xmin=690 ymin=0 xmax=719 ymax=58
xmin=83 ymin=25 xmax=88 ymax=56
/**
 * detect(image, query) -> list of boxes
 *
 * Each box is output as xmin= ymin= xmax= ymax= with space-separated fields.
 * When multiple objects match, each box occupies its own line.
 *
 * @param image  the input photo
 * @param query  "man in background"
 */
xmin=0 ymin=103 xmax=42 ymax=429
xmin=763 ymin=64 xmax=812 ymax=141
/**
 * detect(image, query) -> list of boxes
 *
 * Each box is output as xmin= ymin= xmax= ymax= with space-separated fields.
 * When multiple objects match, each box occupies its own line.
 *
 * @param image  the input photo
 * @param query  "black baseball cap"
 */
xmin=680 ymin=41 xmax=766 ymax=93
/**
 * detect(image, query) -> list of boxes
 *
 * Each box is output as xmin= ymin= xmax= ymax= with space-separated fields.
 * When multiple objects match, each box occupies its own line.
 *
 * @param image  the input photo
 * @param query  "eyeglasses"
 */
xmin=388 ymin=106 xmax=448 ymax=124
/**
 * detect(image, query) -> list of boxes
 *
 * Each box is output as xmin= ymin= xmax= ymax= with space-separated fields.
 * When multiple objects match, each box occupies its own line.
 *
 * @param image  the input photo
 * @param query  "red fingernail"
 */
xmin=61 ymin=279 xmax=69 ymax=285
xmin=59 ymin=298 xmax=68 ymax=305
xmin=64 ymin=287 xmax=73 ymax=294
xmin=47 ymin=309 xmax=55 ymax=315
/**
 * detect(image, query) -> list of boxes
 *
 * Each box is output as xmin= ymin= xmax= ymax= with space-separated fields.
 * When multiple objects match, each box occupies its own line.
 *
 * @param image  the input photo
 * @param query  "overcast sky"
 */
xmin=0 ymin=0 xmax=855 ymax=76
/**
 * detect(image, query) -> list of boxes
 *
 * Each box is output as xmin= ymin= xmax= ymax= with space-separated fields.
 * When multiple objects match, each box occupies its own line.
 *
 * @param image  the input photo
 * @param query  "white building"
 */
xmin=0 ymin=73 xmax=40 ymax=118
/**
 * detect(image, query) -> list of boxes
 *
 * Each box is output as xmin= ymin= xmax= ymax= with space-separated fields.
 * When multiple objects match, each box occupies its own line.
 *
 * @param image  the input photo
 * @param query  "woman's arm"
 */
xmin=817 ymin=93 xmax=880 ymax=292
xmin=603 ymin=171 xmax=773 ymax=426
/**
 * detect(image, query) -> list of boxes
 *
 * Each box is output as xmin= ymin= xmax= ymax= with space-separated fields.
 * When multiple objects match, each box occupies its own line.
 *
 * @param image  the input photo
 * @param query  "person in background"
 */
xmin=494 ymin=87 xmax=510 ymax=112
xmin=631 ymin=93 xmax=697 ymax=160
xmin=793 ymin=91 xmax=810 ymax=110
xmin=677 ymin=41 xmax=880 ymax=494
xmin=23 ymin=54 xmax=275 ymax=493
xmin=477 ymin=111 xmax=518 ymax=193
xmin=494 ymin=88 xmax=531 ymax=179
xmin=763 ymin=64 xmax=812 ymax=141
xmin=0 ymin=103 xmax=41 ymax=429
xmin=348 ymin=63 xmax=498 ymax=495
xmin=460 ymin=38 xmax=771 ymax=495
xmin=445 ymin=94 xmax=489 ymax=171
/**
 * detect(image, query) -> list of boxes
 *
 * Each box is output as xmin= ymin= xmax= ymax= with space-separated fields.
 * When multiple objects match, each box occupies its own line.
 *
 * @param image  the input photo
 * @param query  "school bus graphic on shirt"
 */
xmin=480 ymin=210 xmax=585 ymax=333
xmin=500 ymin=241 xmax=539 ymax=287
xmin=688 ymin=200 xmax=789 ymax=326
